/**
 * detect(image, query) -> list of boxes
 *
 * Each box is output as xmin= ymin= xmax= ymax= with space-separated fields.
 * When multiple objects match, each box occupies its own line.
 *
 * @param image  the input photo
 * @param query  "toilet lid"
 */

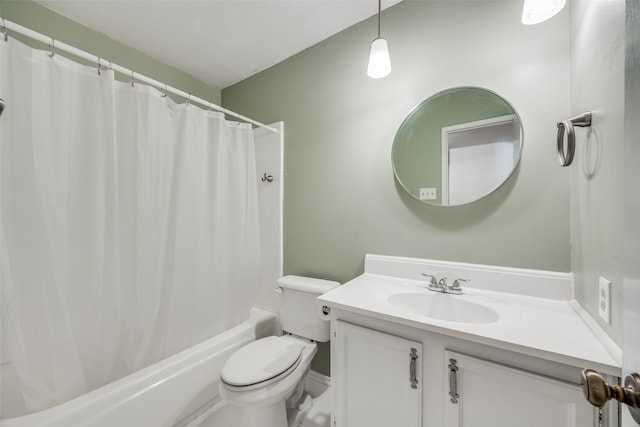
xmin=221 ymin=336 xmax=303 ymax=387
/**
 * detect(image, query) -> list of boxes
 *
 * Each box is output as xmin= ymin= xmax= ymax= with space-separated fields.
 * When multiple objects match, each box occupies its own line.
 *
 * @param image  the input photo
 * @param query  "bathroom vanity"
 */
xmin=317 ymin=255 xmax=622 ymax=427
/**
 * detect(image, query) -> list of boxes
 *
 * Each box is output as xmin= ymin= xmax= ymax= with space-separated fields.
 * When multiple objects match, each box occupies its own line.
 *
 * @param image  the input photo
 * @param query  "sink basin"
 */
xmin=387 ymin=292 xmax=500 ymax=324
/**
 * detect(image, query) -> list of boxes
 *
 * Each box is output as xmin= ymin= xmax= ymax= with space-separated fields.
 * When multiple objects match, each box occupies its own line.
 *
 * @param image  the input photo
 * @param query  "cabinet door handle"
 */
xmin=449 ymin=359 xmax=459 ymax=404
xmin=409 ymin=348 xmax=419 ymax=389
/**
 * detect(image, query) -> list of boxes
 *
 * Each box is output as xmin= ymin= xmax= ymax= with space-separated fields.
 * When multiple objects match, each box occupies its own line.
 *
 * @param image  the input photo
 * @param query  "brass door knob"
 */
xmin=581 ymin=369 xmax=640 ymax=423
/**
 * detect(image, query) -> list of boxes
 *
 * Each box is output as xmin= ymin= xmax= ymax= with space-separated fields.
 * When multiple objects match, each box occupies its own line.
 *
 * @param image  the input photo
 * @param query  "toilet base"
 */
xmin=242 ymin=401 xmax=287 ymax=427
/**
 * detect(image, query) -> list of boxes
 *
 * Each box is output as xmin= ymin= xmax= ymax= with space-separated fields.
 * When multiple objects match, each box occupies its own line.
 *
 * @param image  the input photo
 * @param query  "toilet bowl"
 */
xmin=219 ymin=275 xmax=339 ymax=427
xmin=219 ymin=335 xmax=317 ymax=427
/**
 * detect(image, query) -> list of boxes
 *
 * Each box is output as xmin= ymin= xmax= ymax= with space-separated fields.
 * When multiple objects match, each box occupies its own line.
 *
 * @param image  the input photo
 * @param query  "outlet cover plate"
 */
xmin=598 ymin=276 xmax=611 ymax=324
xmin=419 ymin=187 xmax=437 ymax=200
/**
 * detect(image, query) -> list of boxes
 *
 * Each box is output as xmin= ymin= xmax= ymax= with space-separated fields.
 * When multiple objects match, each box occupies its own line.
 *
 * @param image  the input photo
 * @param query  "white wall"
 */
xmin=253 ymin=122 xmax=284 ymax=320
xmin=569 ymin=0 xmax=625 ymax=345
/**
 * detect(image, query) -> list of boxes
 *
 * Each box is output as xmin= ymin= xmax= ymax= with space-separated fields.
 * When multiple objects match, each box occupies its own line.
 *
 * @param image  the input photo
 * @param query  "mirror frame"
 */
xmin=392 ymin=86 xmax=524 ymax=207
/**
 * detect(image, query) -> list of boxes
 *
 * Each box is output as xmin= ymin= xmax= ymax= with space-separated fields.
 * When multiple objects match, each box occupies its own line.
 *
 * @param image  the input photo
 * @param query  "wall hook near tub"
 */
xmin=557 ymin=111 xmax=592 ymax=167
xmin=48 ymin=37 xmax=55 ymax=58
xmin=261 ymin=173 xmax=274 ymax=183
xmin=1 ymin=18 xmax=8 ymax=42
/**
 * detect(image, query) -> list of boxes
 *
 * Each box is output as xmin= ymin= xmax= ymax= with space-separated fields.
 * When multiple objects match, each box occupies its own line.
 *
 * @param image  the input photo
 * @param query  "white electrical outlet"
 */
xmin=598 ymin=276 xmax=611 ymax=324
xmin=419 ymin=187 xmax=437 ymax=200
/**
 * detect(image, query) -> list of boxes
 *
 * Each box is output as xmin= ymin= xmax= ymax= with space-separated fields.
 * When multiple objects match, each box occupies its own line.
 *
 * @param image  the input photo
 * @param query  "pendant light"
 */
xmin=367 ymin=0 xmax=391 ymax=78
xmin=521 ymin=0 xmax=566 ymax=25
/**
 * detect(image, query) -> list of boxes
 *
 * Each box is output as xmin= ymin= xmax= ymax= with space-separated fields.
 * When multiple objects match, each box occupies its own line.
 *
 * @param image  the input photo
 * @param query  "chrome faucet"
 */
xmin=421 ymin=273 xmax=468 ymax=295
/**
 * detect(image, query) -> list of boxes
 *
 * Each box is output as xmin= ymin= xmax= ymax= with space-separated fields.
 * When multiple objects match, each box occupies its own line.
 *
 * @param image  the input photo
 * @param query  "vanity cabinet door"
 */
xmin=444 ymin=351 xmax=598 ymax=427
xmin=332 ymin=321 xmax=422 ymax=427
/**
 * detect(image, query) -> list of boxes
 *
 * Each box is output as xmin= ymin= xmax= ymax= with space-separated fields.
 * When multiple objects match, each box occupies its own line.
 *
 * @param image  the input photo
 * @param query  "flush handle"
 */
xmin=409 ymin=348 xmax=419 ymax=389
xmin=581 ymin=369 xmax=640 ymax=423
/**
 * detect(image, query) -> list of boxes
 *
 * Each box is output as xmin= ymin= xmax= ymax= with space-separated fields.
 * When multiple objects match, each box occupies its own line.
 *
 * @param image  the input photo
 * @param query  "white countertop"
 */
xmin=318 ymin=271 xmax=622 ymax=376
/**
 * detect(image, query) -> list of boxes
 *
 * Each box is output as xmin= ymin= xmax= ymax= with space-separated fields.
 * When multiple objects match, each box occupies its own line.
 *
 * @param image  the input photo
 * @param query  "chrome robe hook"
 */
xmin=557 ymin=111 xmax=592 ymax=167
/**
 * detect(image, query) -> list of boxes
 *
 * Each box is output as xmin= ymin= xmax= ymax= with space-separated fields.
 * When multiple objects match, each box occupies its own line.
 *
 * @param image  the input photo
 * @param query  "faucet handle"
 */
xmin=421 ymin=273 xmax=438 ymax=285
xmin=451 ymin=278 xmax=469 ymax=288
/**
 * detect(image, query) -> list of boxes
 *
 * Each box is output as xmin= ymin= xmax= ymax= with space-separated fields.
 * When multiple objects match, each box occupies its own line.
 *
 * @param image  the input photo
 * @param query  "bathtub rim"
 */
xmin=1 ymin=308 xmax=277 ymax=426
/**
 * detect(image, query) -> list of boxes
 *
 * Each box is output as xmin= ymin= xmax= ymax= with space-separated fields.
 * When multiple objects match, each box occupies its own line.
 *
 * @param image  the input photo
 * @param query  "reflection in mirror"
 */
xmin=392 ymin=87 xmax=523 ymax=206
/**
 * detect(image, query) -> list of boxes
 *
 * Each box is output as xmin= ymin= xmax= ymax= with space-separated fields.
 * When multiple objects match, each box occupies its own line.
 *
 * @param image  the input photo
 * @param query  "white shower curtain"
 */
xmin=0 ymin=38 xmax=260 ymax=412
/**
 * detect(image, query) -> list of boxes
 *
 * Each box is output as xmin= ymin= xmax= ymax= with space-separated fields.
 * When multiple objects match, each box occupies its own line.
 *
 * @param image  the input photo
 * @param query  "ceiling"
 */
xmin=36 ymin=0 xmax=402 ymax=89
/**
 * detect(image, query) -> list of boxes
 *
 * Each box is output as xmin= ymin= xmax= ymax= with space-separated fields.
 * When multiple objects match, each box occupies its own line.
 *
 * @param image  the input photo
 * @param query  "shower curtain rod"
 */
xmin=1 ymin=18 xmax=277 ymax=133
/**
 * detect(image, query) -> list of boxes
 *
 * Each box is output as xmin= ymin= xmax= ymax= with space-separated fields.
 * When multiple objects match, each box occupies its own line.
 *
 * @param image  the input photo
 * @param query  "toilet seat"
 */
xmin=221 ymin=336 xmax=303 ymax=391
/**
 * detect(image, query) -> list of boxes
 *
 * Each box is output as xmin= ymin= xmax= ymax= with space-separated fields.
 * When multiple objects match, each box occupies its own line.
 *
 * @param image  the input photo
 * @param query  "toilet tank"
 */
xmin=276 ymin=275 xmax=339 ymax=342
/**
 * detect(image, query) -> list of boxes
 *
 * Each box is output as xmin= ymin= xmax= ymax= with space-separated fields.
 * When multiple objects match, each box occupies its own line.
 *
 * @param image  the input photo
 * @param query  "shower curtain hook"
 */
xmin=186 ymin=93 xmax=191 ymax=105
xmin=161 ymin=83 xmax=168 ymax=98
xmin=131 ymin=70 xmax=135 ymax=87
xmin=48 ymin=37 xmax=55 ymax=57
xmin=97 ymin=57 xmax=102 ymax=75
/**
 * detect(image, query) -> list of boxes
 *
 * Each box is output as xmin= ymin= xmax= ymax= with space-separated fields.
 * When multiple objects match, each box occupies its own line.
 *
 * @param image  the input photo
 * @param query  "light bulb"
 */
xmin=521 ymin=0 xmax=566 ymax=25
xmin=367 ymin=38 xmax=392 ymax=79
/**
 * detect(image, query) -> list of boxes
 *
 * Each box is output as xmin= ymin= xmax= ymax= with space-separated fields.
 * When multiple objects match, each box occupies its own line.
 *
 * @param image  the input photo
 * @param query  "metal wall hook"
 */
xmin=48 ymin=37 xmax=55 ymax=57
xmin=261 ymin=173 xmax=274 ymax=183
xmin=1 ymin=18 xmax=8 ymax=42
xmin=557 ymin=111 xmax=592 ymax=167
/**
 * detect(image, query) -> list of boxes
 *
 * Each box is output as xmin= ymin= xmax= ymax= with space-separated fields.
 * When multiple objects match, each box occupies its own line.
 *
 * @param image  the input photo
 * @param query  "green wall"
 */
xmin=223 ymin=0 xmax=572 ymax=375
xmin=223 ymin=0 xmax=572 ymax=285
xmin=0 ymin=0 xmax=221 ymax=105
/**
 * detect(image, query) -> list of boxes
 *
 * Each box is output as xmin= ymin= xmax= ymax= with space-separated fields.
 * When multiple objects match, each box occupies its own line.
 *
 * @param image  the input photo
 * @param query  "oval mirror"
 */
xmin=392 ymin=87 xmax=523 ymax=206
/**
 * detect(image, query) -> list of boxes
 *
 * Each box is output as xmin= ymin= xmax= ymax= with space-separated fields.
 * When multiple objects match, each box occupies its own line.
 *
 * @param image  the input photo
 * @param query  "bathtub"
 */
xmin=0 ymin=308 xmax=276 ymax=427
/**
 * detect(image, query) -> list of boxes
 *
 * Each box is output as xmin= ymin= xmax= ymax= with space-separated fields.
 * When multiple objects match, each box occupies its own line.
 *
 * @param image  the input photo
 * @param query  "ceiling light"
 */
xmin=367 ymin=0 xmax=391 ymax=78
xmin=521 ymin=0 xmax=566 ymax=25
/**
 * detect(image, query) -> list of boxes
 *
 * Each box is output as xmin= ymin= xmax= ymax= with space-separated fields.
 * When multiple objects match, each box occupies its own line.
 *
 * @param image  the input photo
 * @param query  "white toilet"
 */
xmin=219 ymin=275 xmax=339 ymax=427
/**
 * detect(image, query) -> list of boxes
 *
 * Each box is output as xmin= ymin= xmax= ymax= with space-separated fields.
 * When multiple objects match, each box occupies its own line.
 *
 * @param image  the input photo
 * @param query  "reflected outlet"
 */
xmin=598 ymin=276 xmax=611 ymax=324
xmin=419 ymin=187 xmax=437 ymax=200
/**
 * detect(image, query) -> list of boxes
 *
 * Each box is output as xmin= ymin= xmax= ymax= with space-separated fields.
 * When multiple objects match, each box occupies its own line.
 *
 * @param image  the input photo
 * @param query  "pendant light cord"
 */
xmin=377 ymin=0 xmax=382 ymax=38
